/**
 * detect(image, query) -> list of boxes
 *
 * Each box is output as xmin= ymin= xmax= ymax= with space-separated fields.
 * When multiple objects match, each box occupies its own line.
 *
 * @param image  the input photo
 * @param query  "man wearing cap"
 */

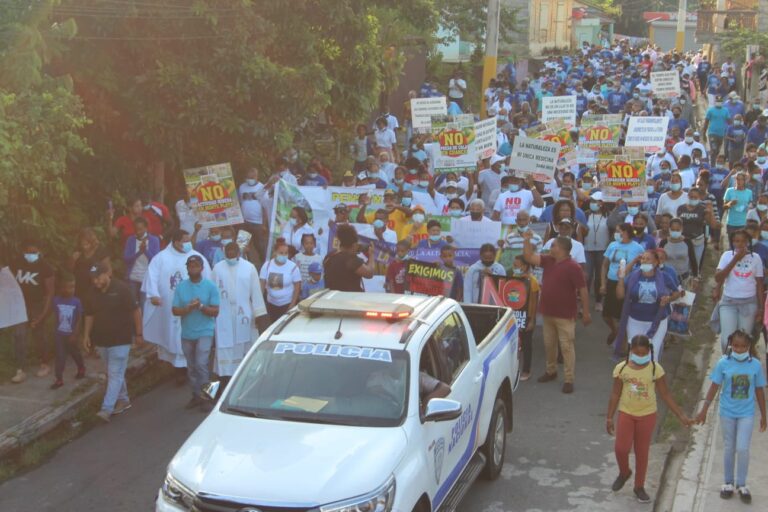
xmin=211 ymin=242 xmax=268 ymax=394
xmin=725 ymin=91 xmax=745 ymax=120
xmin=746 ymin=113 xmax=768 ymax=147
xmin=703 ymin=96 xmax=731 ymax=164
xmin=172 ymin=254 xmax=220 ymax=411
xmin=83 ymin=263 xmax=142 ymax=422
xmin=340 ymin=170 xmax=356 ymax=188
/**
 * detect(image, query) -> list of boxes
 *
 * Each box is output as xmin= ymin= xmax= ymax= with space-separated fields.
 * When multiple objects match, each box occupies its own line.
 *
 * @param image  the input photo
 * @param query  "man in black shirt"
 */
xmin=323 ymin=224 xmax=375 ymax=292
xmin=83 ymin=263 xmax=143 ymax=422
xmin=10 ymin=239 xmax=54 ymax=383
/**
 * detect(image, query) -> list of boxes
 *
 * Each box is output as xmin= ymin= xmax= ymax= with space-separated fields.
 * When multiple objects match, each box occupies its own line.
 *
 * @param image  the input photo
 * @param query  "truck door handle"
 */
xmin=474 ymin=371 xmax=484 ymax=383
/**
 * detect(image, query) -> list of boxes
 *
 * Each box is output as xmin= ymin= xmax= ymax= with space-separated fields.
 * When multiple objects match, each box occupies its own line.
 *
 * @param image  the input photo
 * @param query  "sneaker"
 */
xmin=11 ymin=369 xmax=27 ymax=384
xmin=50 ymin=380 xmax=64 ymax=390
xmin=520 ymin=372 xmax=531 ymax=382
xmin=738 ymin=486 xmax=752 ymax=504
xmin=112 ymin=400 xmax=132 ymax=415
xmin=720 ymin=483 xmax=734 ymax=499
xmin=185 ymin=396 xmax=202 ymax=409
xmin=95 ymin=410 xmax=111 ymax=423
xmin=537 ymin=372 xmax=558 ymax=383
xmin=74 ymin=368 xmax=86 ymax=379
xmin=562 ymin=382 xmax=574 ymax=394
xmin=633 ymin=487 xmax=651 ymax=504
xmin=36 ymin=364 xmax=50 ymax=378
xmin=611 ymin=471 xmax=632 ymax=492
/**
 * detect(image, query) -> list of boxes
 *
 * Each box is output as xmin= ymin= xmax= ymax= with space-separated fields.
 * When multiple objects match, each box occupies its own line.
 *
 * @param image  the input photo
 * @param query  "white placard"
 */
xmin=474 ymin=118 xmax=498 ymax=159
xmin=542 ymin=95 xmax=577 ymax=127
xmin=0 ymin=266 xmax=28 ymax=329
xmin=411 ymin=97 xmax=448 ymax=133
xmin=651 ymin=71 xmax=681 ymax=98
xmin=451 ymin=218 xmax=502 ymax=248
xmin=625 ymin=116 xmax=670 ymax=148
xmin=509 ymin=137 xmax=561 ymax=178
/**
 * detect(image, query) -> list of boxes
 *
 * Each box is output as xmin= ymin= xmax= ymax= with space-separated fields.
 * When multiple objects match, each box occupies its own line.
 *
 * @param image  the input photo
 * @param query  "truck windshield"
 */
xmin=222 ymin=340 xmax=409 ymax=427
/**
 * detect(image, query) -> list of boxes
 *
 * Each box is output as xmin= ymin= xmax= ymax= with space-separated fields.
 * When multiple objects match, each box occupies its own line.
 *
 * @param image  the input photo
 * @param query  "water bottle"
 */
xmin=619 ymin=258 xmax=626 ymax=277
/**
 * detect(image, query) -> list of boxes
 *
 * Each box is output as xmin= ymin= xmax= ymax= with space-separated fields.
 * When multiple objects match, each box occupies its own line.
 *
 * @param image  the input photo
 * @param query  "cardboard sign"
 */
xmin=451 ymin=218 xmax=502 ymax=248
xmin=651 ymin=71 xmax=681 ymax=98
xmin=474 ymin=118 xmax=498 ymax=159
xmin=431 ymin=114 xmax=477 ymax=174
xmin=579 ymin=114 xmax=623 ymax=149
xmin=625 ymin=116 xmax=670 ymax=149
xmin=480 ymin=275 xmax=533 ymax=329
xmin=405 ymin=260 xmax=455 ymax=297
xmin=509 ymin=136 xmax=561 ymax=178
xmin=0 ymin=266 xmax=27 ymax=329
xmin=542 ymin=95 xmax=577 ymax=127
xmin=411 ymin=96 xmax=448 ymax=133
xmin=597 ymin=155 xmax=648 ymax=202
xmin=183 ymin=163 xmax=244 ymax=228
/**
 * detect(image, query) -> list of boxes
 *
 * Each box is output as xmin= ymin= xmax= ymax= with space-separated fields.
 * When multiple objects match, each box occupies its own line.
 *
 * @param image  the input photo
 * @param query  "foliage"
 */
xmin=720 ymin=28 xmax=768 ymax=62
xmin=438 ymin=0 xmax=518 ymax=46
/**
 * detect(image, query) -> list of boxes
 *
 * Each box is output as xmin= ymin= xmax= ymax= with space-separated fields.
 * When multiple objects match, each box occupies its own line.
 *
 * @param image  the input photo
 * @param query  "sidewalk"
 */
xmin=671 ymin=344 xmax=768 ymax=512
xmin=0 ymin=345 xmax=156 ymax=459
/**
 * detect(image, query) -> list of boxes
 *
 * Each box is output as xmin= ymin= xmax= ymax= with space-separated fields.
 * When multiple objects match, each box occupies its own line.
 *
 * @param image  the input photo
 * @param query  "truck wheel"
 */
xmin=481 ymin=398 xmax=507 ymax=480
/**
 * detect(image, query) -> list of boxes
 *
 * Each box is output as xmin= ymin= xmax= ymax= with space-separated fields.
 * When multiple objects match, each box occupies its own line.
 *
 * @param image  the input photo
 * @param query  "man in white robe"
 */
xmin=142 ymin=230 xmax=210 ymax=367
xmin=211 ymin=243 xmax=268 ymax=379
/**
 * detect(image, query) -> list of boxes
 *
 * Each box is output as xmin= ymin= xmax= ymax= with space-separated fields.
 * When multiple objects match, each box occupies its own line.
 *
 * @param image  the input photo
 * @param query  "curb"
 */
xmin=0 ymin=346 xmax=158 ymax=460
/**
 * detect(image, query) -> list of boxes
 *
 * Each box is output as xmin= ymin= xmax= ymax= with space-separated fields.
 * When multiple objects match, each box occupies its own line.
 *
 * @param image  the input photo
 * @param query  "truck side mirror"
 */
xmin=202 ymin=381 xmax=220 ymax=401
xmin=424 ymin=398 xmax=462 ymax=422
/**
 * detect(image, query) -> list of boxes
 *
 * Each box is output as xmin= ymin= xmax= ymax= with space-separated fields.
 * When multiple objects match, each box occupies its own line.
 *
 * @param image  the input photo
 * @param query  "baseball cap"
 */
xmin=383 ymin=189 xmax=396 ymax=197
xmin=693 ymin=131 xmax=701 ymax=137
xmin=590 ymin=191 xmax=604 ymax=201
xmin=186 ymin=254 xmax=204 ymax=266
xmin=89 ymin=262 xmax=110 ymax=278
xmin=333 ymin=203 xmax=349 ymax=212
xmin=558 ymin=217 xmax=573 ymax=225
xmin=308 ymin=262 xmax=322 ymax=274
xmin=490 ymin=154 xmax=506 ymax=166
xmin=412 ymin=204 xmax=426 ymax=213
xmin=761 ymin=109 xmax=768 ymax=118
xmin=444 ymin=181 xmax=459 ymax=189
xmin=343 ymin=171 xmax=354 ymax=178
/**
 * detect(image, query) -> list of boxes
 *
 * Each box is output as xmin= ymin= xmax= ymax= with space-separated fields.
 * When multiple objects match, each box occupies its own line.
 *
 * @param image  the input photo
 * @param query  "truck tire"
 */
xmin=481 ymin=398 xmax=507 ymax=480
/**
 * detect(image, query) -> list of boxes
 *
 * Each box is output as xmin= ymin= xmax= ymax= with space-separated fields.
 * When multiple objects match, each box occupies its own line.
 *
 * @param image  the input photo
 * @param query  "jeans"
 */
xmin=615 ymin=412 xmax=657 ymax=489
xmin=181 ymin=336 xmax=213 ymax=398
xmin=543 ymin=316 xmax=576 ymax=382
xmin=54 ymin=333 xmax=85 ymax=380
xmin=719 ymin=298 xmax=758 ymax=352
xmin=709 ymin=135 xmax=724 ymax=164
xmin=721 ymin=415 xmax=755 ymax=487
xmin=11 ymin=303 xmax=49 ymax=370
xmin=97 ymin=345 xmax=131 ymax=413
xmin=585 ymin=250 xmax=604 ymax=299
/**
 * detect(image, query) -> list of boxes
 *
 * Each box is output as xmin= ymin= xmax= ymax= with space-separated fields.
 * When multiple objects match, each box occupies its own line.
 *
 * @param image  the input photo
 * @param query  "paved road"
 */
xmin=0 ymin=306 xmax=679 ymax=512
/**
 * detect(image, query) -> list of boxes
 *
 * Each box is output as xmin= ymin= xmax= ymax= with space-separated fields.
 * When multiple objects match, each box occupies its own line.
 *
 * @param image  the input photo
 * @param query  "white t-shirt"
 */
xmin=260 ymin=259 xmax=302 ymax=306
xmin=493 ymin=189 xmax=534 ymax=225
xmin=672 ymin=140 xmax=707 ymax=160
xmin=717 ymin=251 xmax=764 ymax=299
xmin=129 ymin=253 xmax=149 ymax=283
xmin=176 ymin=200 xmax=207 ymax=240
xmin=293 ymin=252 xmax=324 ymax=282
xmin=656 ymin=192 xmax=689 ymax=217
xmin=477 ymin=169 xmax=502 ymax=213
xmin=281 ymin=224 xmax=317 ymax=254
xmin=542 ymin=238 xmax=586 ymax=264
xmin=678 ymin=169 xmax=696 ymax=190
xmin=374 ymin=128 xmax=397 ymax=149
xmin=448 ymin=78 xmax=467 ymax=99
xmin=239 ymin=182 xmax=265 ymax=224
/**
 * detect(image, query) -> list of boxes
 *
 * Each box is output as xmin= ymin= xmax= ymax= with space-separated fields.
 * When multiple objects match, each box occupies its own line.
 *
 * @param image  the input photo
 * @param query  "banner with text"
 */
xmin=542 ymin=95 xmax=577 ymax=127
xmin=474 ymin=118 xmax=498 ymax=160
xmin=411 ymin=96 xmax=447 ymax=133
xmin=431 ymin=114 xmax=477 ymax=174
xmin=480 ymin=275 xmax=534 ymax=330
xmin=183 ymin=163 xmax=244 ymax=228
xmin=578 ymin=114 xmax=622 ymax=149
xmin=651 ymin=70 xmax=681 ymax=98
xmin=597 ymin=155 xmax=648 ymax=202
xmin=509 ymin=136 xmax=561 ymax=179
xmin=405 ymin=260 xmax=455 ymax=297
xmin=625 ymin=116 xmax=669 ymax=149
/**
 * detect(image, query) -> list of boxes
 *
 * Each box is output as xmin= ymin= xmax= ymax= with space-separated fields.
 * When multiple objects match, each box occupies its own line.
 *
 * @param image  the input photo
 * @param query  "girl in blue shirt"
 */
xmin=696 ymin=330 xmax=767 ymax=504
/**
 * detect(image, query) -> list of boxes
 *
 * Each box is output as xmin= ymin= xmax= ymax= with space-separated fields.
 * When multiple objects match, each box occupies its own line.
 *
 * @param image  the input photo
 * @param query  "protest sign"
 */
xmin=579 ymin=115 xmax=622 ymax=149
xmin=509 ymin=136 xmax=561 ymax=179
xmin=0 ymin=266 xmax=27 ymax=329
xmin=451 ymin=218 xmax=501 ymax=248
xmin=625 ymin=116 xmax=669 ymax=149
xmin=405 ymin=260 xmax=455 ymax=297
xmin=542 ymin=95 xmax=577 ymax=127
xmin=183 ymin=163 xmax=244 ymax=228
xmin=480 ymin=276 xmax=534 ymax=329
xmin=328 ymin=187 xmax=386 ymax=219
xmin=474 ymin=118 xmax=498 ymax=159
xmin=431 ymin=114 xmax=477 ymax=174
xmin=597 ymin=155 xmax=648 ymax=202
xmin=411 ymin=96 xmax=447 ymax=133
xmin=668 ymin=291 xmax=696 ymax=336
xmin=651 ymin=70 xmax=681 ymax=98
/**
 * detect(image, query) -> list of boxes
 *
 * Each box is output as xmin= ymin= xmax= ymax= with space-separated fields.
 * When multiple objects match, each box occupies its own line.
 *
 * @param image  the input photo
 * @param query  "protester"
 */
xmin=172 ymin=254 xmax=220 ymax=411
xmin=238 ymin=167 xmax=268 ymax=262
xmin=510 ymin=255 xmax=539 ymax=382
xmin=83 ymin=263 xmax=142 ymax=422
xmin=281 ymin=206 xmax=316 ymax=256
xmin=108 ymin=197 xmax=146 ymax=246
xmin=49 ymin=274 xmax=85 ymax=389
xmin=123 ymin=217 xmax=160 ymax=303
xmin=301 ymin=262 xmax=325 ymax=299
xmin=464 ymin=243 xmax=506 ymax=303
xmin=696 ymin=330 xmax=767 ymax=504
xmin=606 ymin=335 xmax=691 ymax=504
xmin=584 ymin=192 xmax=610 ymax=310
xmin=438 ymin=245 xmax=463 ymax=300
xmin=259 ymin=239 xmax=301 ymax=323
xmin=659 ymin=218 xmax=699 ymax=283
xmin=723 ymin=172 xmax=753 ymax=234
xmin=69 ymin=228 xmax=111 ymax=300
xmin=10 ymin=240 xmax=55 ymax=383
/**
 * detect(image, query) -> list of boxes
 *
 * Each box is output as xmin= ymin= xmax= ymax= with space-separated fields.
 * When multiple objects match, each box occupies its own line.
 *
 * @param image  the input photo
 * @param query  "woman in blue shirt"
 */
xmin=696 ymin=330 xmax=767 ymax=504
xmin=724 ymin=172 xmax=754 ymax=233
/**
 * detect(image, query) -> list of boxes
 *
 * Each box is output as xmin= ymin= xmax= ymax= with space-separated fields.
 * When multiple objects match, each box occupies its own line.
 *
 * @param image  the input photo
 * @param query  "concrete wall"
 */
xmin=649 ymin=21 xmax=697 ymax=53
xmin=760 ymin=0 xmax=768 ymax=33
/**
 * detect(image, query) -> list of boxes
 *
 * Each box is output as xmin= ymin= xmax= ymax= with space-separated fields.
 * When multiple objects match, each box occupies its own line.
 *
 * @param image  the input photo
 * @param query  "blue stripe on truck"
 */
xmin=432 ymin=318 xmax=517 ymax=509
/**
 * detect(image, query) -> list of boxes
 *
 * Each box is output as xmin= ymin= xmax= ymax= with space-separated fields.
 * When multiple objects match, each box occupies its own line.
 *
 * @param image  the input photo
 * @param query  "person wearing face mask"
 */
xmin=478 ymin=154 xmax=506 ymax=215
xmin=211 ymin=242 xmax=268 ymax=394
xmin=194 ymin=226 xmax=224 ymax=267
xmin=416 ymin=220 xmax=448 ymax=250
xmin=746 ymin=113 xmax=768 ymax=147
xmin=702 ymin=96 xmax=731 ymax=165
xmin=584 ymin=192 xmax=610 ymax=310
xmin=655 ymin=173 xmax=689 ymax=224
xmin=677 ymin=187 xmax=718 ymax=267
xmin=646 ymin=148 xmax=678 ymax=180
xmin=464 ymin=244 xmax=507 ymax=304
xmin=659 ymin=217 xmax=698 ymax=282
xmin=385 ymin=240 xmax=413 ymax=294
xmin=724 ymin=172 xmax=754 ymax=234
xmin=747 ymin=194 xmax=768 ymax=225
xmin=9 ymin=240 xmax=55 ymax=384
xmin=357 ymin=190 xmax=409 ymax=239
xmin=370 ymin=209 xmax=398 ymax=244
xmin=281 ymin=206 xmax=316 ymax=257
xmin=402 ymin=205 xmax=429 ymax=247
xmin=455 ymin=198 xmax=494 ymax=226
xmin=499 ymin=210 xmax=542 ymax=270
xmin=69 ymin=227 xmax=112 ymax=301
xmin=508 ymin=255 xmax=540 ymax=381
xmin=83 ymin=263 xmax=143 ymax=422
xmin=492 ymin=173 xmax=544 ymax=225
xmin=615 ymin=250 xmax=682 ymax=361
xmin=259 ymin=239 xmax=301 ymax=323
xmin=673 ymin=128 xmax=708 ymax=161
xmin=609 ymin=199 xmax=658 ymax=235
xmin=387 ymin=166 xmax=413 ymax=193
xmin=238 ymin=167 xmax=268 ymax=262
xmin=143 ymin=229 xmax=211 ymax=370
xmin=123 ymin=217 xmax=160 ymax=304
xmin=300 ymin=162 xmax=328 ymax=187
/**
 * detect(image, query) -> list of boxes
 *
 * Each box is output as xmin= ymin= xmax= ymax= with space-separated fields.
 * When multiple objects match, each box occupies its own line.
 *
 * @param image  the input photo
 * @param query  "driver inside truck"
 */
xmin=419 ymin=349 xmax=451 ymax=414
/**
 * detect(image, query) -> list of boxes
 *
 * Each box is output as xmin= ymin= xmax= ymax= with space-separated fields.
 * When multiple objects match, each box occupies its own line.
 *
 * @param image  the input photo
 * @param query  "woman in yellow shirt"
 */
xmin=606 ymin=335 xmax=691 ymax=504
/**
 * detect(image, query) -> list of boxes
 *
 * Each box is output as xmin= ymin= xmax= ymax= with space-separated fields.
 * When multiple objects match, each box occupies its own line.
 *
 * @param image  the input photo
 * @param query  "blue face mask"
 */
xmin=614 ymin=232 xmax=622 ymax=242
xmin=449 ymin=209 xmax=463 ymax=218
xmin=512 ymin=268 xmax=524 ymax=276
xmin=629 ymin=353 xmax=652 ymax=365
xmin=181 ymin=242 xmax=193 ymax=253
xmin=24 ymin=253 xmax=39 ymax=263
xmin=732 ymin=351 xmax=750 ymax=362
xmin=226 ymin=257 xmax=238 ymax=266
xmin=647 ymin=186 xmax=655 ymax=194
xmin=627 ymin=206 xmax=639 ymax=215
xmin=221 ymin=239 xmax=233 ymax=246
xmin=401 ymin=198 xmax=412 ymax=207
xmin=640 ymin=263 xmax=654 ymax=273
xmin=373 ymin=219 xmax=385 ymax=229
xmin=509 ymin=184 xmax=521 ymax=192
xmin=275 ymin=254 xmax=288 ymax=264
xmin=429 ymin=234 xmax=441 ymax=242
xmin=590 ymin=203 xmax=600 ymax=212
xmin=670 ymin=183 xmax=682 ymax=191
xmin=211 ymin=234 xmax=222 ymax=242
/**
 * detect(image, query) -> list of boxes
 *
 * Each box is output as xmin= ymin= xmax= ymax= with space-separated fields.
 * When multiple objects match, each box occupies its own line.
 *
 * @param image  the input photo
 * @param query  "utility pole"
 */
xmin=674 ymin=0 xmax=687 ymax=52
xmin=481 ymin=0 xmax=501 ymax=118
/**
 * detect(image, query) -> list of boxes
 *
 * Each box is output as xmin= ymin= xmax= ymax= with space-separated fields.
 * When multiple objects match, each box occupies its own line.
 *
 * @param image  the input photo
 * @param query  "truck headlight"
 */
xmin=161 ymin=473 xmax=195 ymax=510
xmin=320 ymin=475 xmax=395 ymax=512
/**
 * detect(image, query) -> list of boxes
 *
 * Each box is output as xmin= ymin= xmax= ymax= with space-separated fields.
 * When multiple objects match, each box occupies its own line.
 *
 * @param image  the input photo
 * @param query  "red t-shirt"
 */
xmin=538 ymin=254 xmax=586 ymax=319
xmin=113 ymin=204 xmax=167 ymax=244
xmin=386 ymin=258 xmax=408 ymax=293
xmin=114 ymin=216 xmax=137 ymax=246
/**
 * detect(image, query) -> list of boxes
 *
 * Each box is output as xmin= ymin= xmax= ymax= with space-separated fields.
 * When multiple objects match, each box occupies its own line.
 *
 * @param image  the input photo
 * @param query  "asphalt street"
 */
xmin=0 ymin=306 xmax=681 ymax=512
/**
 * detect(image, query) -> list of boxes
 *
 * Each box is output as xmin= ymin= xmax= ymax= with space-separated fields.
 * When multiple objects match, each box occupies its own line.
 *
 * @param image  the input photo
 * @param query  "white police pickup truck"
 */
xmin=156 ymin=291 xmax=519 ymax=512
